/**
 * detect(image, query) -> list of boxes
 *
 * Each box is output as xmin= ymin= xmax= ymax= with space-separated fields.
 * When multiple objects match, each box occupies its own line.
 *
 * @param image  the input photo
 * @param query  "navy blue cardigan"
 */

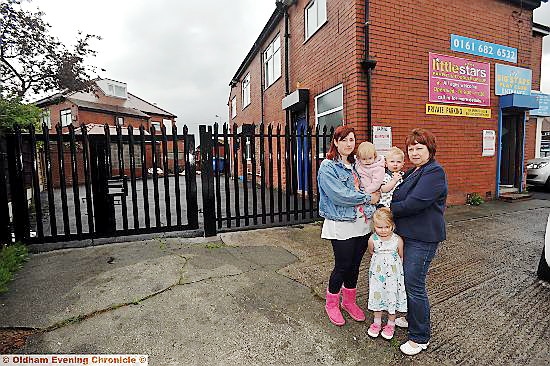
xmin=391 ymin=160 xmax=448 ymax=243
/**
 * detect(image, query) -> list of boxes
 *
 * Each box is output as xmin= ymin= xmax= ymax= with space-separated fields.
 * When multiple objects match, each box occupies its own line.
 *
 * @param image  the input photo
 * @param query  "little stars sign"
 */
xmin=429 ymin=53 xmax=491 ymax=107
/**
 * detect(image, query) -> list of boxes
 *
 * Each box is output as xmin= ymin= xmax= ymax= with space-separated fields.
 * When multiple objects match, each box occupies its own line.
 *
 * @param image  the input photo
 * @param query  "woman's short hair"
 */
xmin=404 ymin=128 xmax=437 ymax=160
xmin=372 ymin=207 xmax=395 ymax=231
xmin=326 ymin=125 xmax=356 ymax=162
xmin=356 ymin=141 xmax=377 ymax=160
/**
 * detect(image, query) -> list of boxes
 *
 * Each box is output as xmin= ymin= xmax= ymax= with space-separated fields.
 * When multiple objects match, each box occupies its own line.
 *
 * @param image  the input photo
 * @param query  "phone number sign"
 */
xmin=451 ymin=34 xmax=517 ymax=63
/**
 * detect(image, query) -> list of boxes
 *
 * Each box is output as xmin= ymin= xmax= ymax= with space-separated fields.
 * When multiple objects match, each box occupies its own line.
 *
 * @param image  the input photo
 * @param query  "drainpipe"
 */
xmin=361 ymin=0 xmax=377 ymax=142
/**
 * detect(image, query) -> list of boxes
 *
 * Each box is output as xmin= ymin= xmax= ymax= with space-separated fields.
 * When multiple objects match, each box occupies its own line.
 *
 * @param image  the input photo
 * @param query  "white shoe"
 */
xmin=395 ymin=316 xmax=408 ymax=328
xmin=400 ymin=340 xmax=429 ymax=356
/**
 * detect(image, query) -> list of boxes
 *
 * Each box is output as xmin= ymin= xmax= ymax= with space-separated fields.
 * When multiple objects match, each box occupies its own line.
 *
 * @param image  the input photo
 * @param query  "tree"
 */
xmin=0 ymin=0 xmax=102 ymax=100
xmin=0 ymin=97 xmax=42 ymax=131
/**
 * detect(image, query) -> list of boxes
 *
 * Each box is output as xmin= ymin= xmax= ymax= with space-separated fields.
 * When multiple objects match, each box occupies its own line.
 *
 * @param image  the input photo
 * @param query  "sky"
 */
xmin=23 ymin=1 xmax=550 ymax=136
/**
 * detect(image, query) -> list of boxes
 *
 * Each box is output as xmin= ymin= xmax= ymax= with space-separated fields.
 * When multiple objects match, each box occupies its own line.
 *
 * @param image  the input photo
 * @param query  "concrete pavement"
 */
xmin=1 ymin=199 xmax=550 ymax=365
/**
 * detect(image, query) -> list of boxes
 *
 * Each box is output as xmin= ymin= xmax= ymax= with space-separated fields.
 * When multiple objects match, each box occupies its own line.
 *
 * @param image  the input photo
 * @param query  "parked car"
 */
xmin=526 ymin=157 xmax=550 ymax=190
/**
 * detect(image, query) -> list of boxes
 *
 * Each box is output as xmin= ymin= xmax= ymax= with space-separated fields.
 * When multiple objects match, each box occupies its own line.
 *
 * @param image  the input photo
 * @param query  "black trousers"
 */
xmin=328 ymin=234 xmax=370 ymax=294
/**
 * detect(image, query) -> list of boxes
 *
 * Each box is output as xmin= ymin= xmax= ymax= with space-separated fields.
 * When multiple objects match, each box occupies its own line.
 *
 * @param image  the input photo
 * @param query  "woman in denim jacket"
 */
xmin=318 ymin=125 xmax=380 ymax=326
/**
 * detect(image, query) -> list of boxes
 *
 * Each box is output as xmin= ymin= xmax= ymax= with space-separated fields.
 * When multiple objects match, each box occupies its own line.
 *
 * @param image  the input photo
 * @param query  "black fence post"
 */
xmin=89 ymin=136 xmax=116 ymax=236
xmin=199 ymin=125 xmax=216 ymax=236
xmin=6 ymin=126 xmax=29 ymax=242
xmin=0 ymin=134 xmax=12 ymax=243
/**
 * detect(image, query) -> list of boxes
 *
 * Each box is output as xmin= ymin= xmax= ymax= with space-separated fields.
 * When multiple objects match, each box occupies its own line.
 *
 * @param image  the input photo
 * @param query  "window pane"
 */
xmin=318 ymin=110 xmax=343 ymax=153
xmin=306 ymin=4 xmax=317 ymax=37
xmin=318 ymin=0 xmax=327 ymax=24
xmin=317 ymin=87 xmax=343 ymax=114
xmin=273 ymin=35 xmax=280 ymax=51
xmin=273 ymin=48 xmax=281 ymax=80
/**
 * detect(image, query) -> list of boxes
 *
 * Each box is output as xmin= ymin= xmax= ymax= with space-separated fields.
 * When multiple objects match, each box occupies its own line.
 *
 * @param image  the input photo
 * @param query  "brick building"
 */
xmin=35 ymin=78 xmax=181 ymax=185
xmin=228 ymin=0 xmax=550 ymax=205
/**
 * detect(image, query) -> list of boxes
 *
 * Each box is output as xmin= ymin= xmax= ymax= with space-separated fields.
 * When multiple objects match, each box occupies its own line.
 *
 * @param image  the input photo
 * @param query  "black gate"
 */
xmin=198 ymin=122 xmax=332 ymax=236
xmin=0 ymin=123 xmax=199 ymax=244
xmin=0 ymin=122 xmax=333 ymax=244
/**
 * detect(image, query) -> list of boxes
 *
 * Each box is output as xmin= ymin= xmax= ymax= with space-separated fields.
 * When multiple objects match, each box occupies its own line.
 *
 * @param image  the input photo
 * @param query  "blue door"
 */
xmin=296 ymin=116 xmax=309 ymax=192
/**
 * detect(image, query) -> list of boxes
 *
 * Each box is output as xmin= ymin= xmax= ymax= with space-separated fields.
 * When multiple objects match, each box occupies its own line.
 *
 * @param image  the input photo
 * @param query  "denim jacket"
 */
xmin=317 ymin=158 xmax=376 ymax=221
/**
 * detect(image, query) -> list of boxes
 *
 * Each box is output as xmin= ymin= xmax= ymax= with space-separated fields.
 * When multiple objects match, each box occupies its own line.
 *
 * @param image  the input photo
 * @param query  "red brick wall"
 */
xmin=228 ymin=0 xmax=545 ymax=205
xmin=367 ymin=0 xmax=537 ymax=204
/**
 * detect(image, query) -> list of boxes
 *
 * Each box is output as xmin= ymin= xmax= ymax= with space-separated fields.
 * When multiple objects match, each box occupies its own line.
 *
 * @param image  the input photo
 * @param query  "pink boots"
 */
xmin=325 ymin=287 xmax=366 ymax=326
xmin=325 ymin=289 xmax=345 ymax=326
xmin=341 ymin=287 xmax=366 ymax=322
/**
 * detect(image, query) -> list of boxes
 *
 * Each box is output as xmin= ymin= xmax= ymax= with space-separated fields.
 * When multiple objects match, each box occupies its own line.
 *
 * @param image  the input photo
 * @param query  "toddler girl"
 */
xmin=367 ymin=207 xmax=407 ymax=340
xmin=355 ymin=141 xmax=385 ymax=194
xmin=379 ymin=147 xmax=405 ymax=208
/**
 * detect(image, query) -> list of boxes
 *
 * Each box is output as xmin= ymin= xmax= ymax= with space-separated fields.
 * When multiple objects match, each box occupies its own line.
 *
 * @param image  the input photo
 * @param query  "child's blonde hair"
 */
xmin=356 ymin=141 xmax=377 ymax=159
xmin=372 ymin=207 xmax=395 ymax=231
xmin=386 ymin=146 xmax=405 ymax=160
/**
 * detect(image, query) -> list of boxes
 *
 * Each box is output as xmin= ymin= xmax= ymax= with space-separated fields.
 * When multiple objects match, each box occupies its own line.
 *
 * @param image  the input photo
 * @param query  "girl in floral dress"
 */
xmin=367 ymin=207 xmax=407 ymax=340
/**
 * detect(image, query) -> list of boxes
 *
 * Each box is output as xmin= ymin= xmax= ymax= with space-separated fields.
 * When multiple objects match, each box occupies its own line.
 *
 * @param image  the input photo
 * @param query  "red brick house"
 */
xmin=229 ymin=0 xmax=550 ymax=205
xmin=35 ymin=78 xmax=180 ymax=185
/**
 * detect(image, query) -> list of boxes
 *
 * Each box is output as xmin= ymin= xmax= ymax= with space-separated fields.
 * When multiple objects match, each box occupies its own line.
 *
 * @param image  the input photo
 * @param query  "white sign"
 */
xmin=372 ymin=126 xmax=392 ymax=156
xmin=482 ymin=130 xmax=496 ymax=157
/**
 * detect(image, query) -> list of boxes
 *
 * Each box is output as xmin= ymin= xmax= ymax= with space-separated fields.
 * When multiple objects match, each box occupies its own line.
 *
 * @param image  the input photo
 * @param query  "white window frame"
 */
xmin=315 ymin=84 xmax=343 ymax=156
xmin=116 ymin=116 xmax=124 ymax=127
xmin=162 ymin=118 xmax=172 ymax=135
xmin=231 ymin=97 xmax=237 ymax=118
xmin=151 ymin=122 xmax=161 ymax=133
xmin=60 ymin=109 xmax=72 ymax=127
xmin=305 ymin=0 xmax=327 ymax=40
xmin=263 ymin=35 xmax=281 ymax=88
xmin=242 ymin=73 xmax=251 ymax=109
xmin=41 ymin=109 xmax=51 ymax=129
xmin=108 ymin=83 xmax=127 ymax=98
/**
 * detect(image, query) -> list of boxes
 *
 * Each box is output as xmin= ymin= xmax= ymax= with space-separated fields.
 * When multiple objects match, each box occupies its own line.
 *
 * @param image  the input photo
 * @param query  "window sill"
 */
xmin=304 ymin=20 xmax=328 ymax=45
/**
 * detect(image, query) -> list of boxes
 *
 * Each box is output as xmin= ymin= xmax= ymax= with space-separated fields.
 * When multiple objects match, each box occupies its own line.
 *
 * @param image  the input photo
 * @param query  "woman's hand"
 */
xmin=369 ymin=191 xmax=381 ymax=204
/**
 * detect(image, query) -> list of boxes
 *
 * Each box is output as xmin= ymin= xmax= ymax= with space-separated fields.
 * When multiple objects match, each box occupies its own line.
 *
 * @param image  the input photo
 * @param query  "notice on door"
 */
xmin=482 ymin=130 xmax=496 ymax=157
xmin=372 ymin=126 xmax=392 ymax=156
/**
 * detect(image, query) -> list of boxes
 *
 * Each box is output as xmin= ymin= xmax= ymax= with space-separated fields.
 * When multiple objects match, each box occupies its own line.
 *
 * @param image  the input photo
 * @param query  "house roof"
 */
xmin=67 ymin=98 xmax=151 ymax=118
xmin=34 ymin=79 xmax=177 ymax=118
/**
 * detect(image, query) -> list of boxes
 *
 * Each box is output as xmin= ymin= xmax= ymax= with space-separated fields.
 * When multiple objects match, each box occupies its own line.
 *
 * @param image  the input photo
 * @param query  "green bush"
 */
xmin=0 ymin=243 xmax=29 ymax=294
xmin=466 ymin=192 xmax=484 ymax=206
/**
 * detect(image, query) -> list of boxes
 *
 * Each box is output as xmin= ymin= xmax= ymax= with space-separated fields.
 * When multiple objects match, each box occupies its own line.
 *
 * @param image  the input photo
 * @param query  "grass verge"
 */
xmin=0 ymin=243 xmax=29 ymax=294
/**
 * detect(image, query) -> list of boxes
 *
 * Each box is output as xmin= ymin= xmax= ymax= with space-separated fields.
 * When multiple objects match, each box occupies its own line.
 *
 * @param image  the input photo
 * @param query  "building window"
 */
xmin=60 ymin=109 xmax=72 ymax=127
xmin=231 ymin=97 xmax=237 ymax=118
xmin=305 ymin=0 xmax=327 ymax=39
xmin=41 ymin=109 xmax=51 ymax=129
xmin=242 ymin=73 xmax=251 ymax=109
xmin=315 ymin=84 xmax=343 ymax=154
xmin=163 ymin=119 xmax=172 ymax=135
xmin=264 ymin=35 xmax=281 ymax=88
xmin=108 ymin=83 xmax=127 ymax=98
xmin=116 ymin=116 xmax=124 ymax=127
xmin=151 ymin=122 xmax=161 ymax=133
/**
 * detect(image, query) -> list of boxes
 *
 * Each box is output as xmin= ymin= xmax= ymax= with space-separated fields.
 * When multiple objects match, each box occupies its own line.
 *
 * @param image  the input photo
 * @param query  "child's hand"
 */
xmin=391 ymin=172 xmax=402 ymax=181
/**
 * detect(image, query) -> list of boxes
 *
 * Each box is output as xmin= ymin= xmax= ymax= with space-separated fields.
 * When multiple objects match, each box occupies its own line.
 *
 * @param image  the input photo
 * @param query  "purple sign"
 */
xmin=429 ymin=53 xmax=490 ymax=106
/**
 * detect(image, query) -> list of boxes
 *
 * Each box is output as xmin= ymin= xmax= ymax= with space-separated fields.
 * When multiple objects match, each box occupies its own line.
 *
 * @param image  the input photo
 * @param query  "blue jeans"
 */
xmin=403 ymin=238 xmax=438 ymax=344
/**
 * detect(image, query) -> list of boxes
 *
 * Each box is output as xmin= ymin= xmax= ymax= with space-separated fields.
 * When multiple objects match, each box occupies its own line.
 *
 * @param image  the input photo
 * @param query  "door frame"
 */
xmin=497 ymin=109 xmax=526 ymax=195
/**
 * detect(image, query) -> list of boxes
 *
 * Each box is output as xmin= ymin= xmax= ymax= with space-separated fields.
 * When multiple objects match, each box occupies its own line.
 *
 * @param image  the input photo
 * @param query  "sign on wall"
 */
xmin=426 ymin=104 xmax=491 ymax=118
xmin=450 ymin=34 xmax=517 ymax=63
xmin=531 ymin=92 xmax=550 ymax=116
xmin=494 ymin=64 xmax=532 ymax=95
xmin=372 ymin=126 xmax=392 ymax=156
xmin=429 ymin=53 xmax=490 ymax=106
xmin=482 ymin=130 xmax=496 ymax=157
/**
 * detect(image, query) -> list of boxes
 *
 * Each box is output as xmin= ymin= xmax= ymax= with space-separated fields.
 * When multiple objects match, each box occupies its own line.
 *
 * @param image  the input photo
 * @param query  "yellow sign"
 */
xmin=425 ymin=104 xmax=491 ymax=118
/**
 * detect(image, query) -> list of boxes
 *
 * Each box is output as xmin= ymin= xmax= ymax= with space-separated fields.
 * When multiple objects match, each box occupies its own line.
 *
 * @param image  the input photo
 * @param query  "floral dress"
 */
xmin=368 ymin=233 xmax=407 ymax=314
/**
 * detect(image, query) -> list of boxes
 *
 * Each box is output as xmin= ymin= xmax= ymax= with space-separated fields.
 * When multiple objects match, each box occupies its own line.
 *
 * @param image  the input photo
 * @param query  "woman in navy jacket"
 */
xmin=390 ymin=128 xmax=447 ymax=356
